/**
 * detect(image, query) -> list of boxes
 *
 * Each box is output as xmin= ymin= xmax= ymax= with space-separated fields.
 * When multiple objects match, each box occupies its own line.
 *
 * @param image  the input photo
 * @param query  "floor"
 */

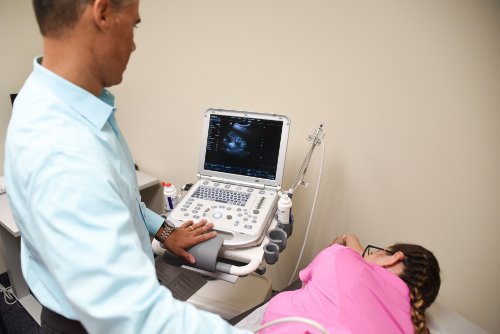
xmin=0 ymin=272 xmax=39 ymax=333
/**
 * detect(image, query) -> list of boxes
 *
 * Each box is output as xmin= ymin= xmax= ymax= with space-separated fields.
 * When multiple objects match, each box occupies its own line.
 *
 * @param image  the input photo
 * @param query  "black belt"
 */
xmin=41 ymin=306 xmax=87 ymax=334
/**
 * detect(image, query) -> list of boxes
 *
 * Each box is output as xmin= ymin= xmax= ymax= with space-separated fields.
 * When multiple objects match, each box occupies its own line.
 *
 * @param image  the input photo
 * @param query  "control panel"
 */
xmin=169 ymin=179 xmax=278 ymax=248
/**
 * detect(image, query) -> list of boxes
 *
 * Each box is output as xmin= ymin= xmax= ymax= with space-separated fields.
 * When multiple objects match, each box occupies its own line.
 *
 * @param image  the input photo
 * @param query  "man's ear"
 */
xmin=92 ymin=0 xmax=112 ymax=30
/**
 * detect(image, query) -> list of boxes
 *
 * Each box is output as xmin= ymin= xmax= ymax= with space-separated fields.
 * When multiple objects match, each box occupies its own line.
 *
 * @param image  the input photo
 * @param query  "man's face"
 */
xmin=100 ymin=0 xmax=140 ymax=87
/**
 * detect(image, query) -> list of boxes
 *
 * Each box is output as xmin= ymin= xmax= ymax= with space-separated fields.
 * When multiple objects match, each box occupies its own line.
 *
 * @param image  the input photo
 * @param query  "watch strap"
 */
xmin=156 ymin=220 xmax=175 ymax=243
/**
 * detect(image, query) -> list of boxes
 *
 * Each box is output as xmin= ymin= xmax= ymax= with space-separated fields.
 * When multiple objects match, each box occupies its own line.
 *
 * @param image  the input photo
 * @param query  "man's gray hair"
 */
xmin=32 ymin=0 xmax=131 ymax=37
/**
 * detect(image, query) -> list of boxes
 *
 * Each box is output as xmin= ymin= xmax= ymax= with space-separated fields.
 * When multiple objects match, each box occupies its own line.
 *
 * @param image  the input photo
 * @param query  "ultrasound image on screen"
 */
xmin=204 ymin=114 xmax=283 ymax=180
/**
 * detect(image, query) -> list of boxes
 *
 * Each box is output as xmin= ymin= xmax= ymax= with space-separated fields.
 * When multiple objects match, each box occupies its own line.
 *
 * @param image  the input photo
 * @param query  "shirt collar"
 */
xmin=32 ymin=57 xmax=116 ymax=130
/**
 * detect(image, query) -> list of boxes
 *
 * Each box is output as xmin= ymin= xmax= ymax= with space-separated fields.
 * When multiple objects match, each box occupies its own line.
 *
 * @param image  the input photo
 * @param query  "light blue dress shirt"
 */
xmin=4 ymin=58 xmax=250 ymax=334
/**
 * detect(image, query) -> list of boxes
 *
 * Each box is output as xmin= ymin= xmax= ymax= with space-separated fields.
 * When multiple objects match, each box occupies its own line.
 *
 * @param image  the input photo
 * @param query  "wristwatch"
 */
xmin=156 ymin=219 xmax=176 ymax=243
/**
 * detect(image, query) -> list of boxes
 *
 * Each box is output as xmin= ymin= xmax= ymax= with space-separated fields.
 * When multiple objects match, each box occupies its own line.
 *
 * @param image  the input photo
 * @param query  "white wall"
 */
xmin=0 ymin=0 xmax=42 ymax=172
xmin=1 ymin=1 xmax=499 ymax=332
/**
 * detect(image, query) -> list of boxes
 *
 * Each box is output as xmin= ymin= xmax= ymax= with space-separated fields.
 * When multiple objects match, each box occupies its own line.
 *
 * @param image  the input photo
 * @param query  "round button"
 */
xmin=212 ymin=212 xmax=223 ymax=219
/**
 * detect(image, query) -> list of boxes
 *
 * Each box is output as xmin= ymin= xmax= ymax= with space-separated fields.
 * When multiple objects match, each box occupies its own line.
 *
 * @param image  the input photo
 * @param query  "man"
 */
xmin=4 ymin=1 xmax=251 ymax=333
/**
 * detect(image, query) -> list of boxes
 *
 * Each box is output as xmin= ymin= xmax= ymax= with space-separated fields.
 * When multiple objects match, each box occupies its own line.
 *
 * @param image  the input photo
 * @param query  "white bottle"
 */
xmin=162 ymin=182 xmax=178 ymax=212
xmin=277 ymin=193 xmax=292 ymax=224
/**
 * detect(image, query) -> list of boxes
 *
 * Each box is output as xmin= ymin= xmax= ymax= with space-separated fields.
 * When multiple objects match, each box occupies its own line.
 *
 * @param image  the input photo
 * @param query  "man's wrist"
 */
xmin=155 ymin=220 xmax=176 ymax=243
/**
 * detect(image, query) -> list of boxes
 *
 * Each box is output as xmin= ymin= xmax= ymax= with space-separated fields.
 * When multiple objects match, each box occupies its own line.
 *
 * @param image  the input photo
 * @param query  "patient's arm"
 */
xmin=332 ymin=234 xmax=364 ymax=255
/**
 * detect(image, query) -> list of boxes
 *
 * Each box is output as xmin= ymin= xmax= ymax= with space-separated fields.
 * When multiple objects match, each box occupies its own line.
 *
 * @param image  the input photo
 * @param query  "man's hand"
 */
xmin=163 ymin=219 xmax=217 ymax=264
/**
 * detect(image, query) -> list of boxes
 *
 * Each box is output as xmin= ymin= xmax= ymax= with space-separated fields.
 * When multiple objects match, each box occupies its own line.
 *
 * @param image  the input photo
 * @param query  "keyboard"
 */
xmin=191 ymin=185 xmax=251 ymax=206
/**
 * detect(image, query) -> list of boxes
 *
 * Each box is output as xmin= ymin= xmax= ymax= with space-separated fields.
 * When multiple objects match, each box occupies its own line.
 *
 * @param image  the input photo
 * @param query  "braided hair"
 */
xmin=388 ymin=244 xmax=441 ymax=334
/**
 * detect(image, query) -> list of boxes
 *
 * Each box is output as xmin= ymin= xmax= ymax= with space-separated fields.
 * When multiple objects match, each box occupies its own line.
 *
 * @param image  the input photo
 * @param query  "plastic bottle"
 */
xmin=277 ymin=193 xmax=292 ymax=224
xmin=162 ymin=182 xmax=178 ymax=212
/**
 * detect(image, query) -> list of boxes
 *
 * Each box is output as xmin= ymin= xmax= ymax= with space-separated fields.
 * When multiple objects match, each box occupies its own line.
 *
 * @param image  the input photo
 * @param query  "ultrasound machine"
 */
xmin=152 ymin=108 xmax=291 ymax=277
xmin=153 ymin=108 xmax=324 ymax=283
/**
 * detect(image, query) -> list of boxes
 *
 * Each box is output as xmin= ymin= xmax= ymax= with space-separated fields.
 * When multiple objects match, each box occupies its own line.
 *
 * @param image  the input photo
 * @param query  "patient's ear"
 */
xmin=383 ymin=251 xmax=405 ymax=275
xmin=383 ymin=251 xmax=405 ymax=267
xmin=394 ymin=251 xmax=405 ymax=262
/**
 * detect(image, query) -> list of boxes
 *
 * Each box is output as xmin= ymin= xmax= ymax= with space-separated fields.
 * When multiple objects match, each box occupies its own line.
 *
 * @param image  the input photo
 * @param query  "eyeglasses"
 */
xmin=362 ymin=245 xmax=395 ymax=258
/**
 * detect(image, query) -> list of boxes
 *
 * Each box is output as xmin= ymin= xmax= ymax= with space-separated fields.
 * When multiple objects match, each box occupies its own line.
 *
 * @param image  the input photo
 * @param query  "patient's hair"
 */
xmin=389 ymin=244 xmax=441 ymax=334
xmin=32 ymin=0 xmax=131 ymax=37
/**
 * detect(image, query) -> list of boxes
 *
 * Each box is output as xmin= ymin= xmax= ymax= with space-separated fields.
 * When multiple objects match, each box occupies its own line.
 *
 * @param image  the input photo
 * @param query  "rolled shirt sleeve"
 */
xmin=139 ymin=201 xmax=164 ymax=235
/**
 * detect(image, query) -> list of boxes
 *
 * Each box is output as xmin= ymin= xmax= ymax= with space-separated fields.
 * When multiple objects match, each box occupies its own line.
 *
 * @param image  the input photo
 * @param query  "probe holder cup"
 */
xmin=264 ymin=243 xmax=280 ymax=265
xmin=267 ymin=228 xmax=287 ymax=252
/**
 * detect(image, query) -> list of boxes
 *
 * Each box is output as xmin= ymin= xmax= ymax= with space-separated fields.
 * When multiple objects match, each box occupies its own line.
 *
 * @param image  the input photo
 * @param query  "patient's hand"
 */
xmin=331 ymin=234 xmax=364 ymax=254
xmin=163 ymin=219 xmax=217 ymax=264
xmin=331 ymin=234 xmax=346 ymax=245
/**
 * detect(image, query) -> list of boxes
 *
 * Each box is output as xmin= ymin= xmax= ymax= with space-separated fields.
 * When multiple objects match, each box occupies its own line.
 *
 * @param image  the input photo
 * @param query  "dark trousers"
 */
xmin=41 ymin=306 xmax=87 ymax=334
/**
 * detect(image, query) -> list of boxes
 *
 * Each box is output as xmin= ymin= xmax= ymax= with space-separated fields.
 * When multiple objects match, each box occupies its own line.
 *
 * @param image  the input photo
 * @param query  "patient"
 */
xmin=260 ymin=234 xmax=440 ymax=334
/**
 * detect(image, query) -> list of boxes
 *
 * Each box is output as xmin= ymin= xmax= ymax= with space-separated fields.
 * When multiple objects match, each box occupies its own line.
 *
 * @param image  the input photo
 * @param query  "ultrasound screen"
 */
xmin=204 ymin=114 xmax=283 ymax=180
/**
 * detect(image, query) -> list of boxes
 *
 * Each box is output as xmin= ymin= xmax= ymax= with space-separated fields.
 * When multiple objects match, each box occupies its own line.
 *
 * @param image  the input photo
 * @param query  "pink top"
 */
xmin=261 ymin=244 xmax=412 ymax=334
